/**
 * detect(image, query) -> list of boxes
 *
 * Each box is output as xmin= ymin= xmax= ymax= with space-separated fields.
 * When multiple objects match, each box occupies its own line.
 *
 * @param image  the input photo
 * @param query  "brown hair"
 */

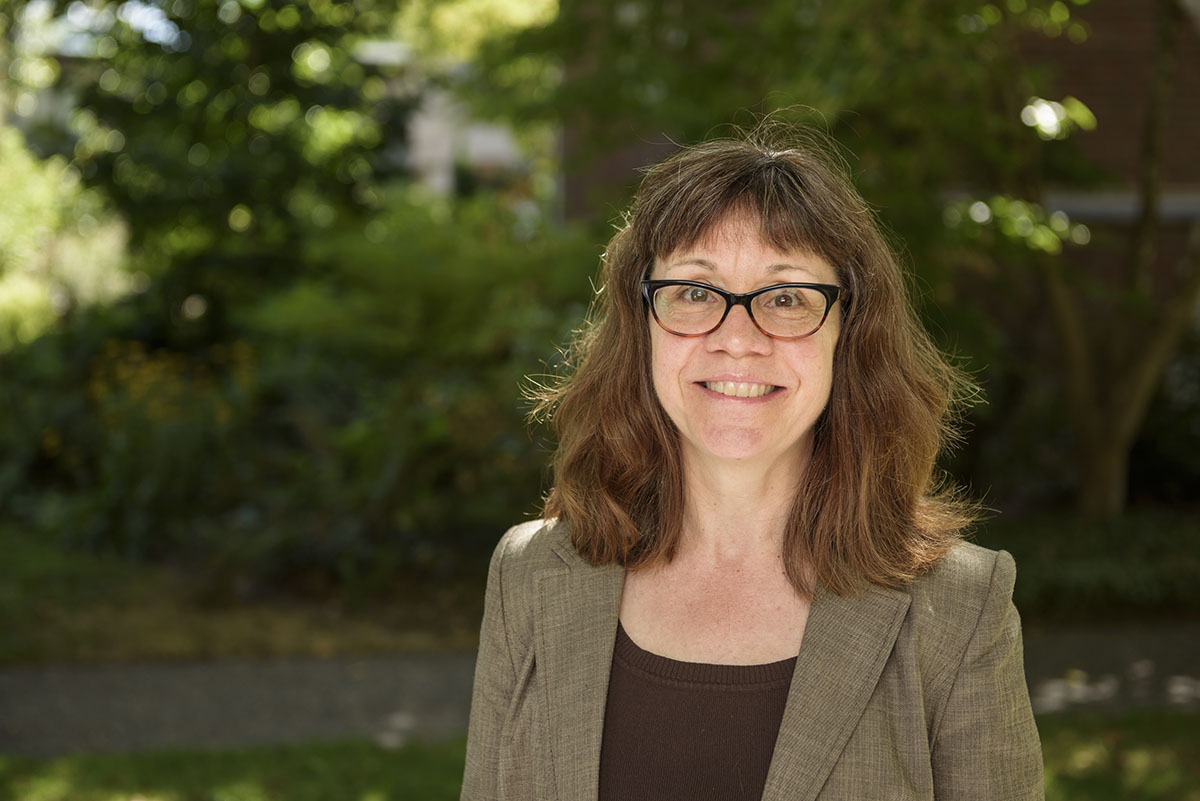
xmin=532 ymin=124 xmax=977 ymax=596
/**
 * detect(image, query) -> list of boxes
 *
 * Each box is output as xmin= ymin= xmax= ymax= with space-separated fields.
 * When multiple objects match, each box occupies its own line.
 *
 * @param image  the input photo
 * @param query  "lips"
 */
xmin=701 ymin=380 xmax=780 ymax=398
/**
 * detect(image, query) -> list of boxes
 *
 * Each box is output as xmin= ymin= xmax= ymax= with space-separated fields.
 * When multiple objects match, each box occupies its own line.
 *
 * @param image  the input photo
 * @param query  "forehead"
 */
xmin=655 ymin=211 xmax=836 ymax=283
xmin=688 ymin=211 xmax=792 ymax=253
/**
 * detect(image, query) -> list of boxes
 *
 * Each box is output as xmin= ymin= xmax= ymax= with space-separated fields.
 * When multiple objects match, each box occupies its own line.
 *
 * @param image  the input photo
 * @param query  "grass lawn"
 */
xmin=0 ymin=739 xmax=466 ymax=801
xmin=0 ymin=713 xmax=1196 ymax=801
xmin=1039 ymin=712 xmax=1200 ymax=800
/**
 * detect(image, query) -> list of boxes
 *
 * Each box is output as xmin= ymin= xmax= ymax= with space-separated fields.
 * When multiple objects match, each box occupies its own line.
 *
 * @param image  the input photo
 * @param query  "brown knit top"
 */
xmin=597 ymin=622 xmax=797 ymax=801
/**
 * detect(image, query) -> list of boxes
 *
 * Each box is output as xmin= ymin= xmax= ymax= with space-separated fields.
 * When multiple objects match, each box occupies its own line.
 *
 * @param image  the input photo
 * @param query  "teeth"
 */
xmin=704 ymin=381 xmax=776 ymax=398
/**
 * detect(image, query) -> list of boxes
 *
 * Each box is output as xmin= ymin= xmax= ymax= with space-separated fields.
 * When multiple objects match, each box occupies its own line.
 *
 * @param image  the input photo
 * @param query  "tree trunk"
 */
xmin=1076 ymin=429 xmax=1133 ymax=518
xmin=1040 ymin=0 xmax=1199 ymax=518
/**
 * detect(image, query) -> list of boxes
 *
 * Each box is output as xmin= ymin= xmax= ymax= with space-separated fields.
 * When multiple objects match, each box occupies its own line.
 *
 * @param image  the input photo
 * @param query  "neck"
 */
xmin=678 ymin=448 xmax=808 ymax=562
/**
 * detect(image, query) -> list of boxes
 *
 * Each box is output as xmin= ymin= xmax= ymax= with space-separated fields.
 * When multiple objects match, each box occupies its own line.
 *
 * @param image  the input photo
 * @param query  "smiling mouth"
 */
xmin=702 ymin=381 xmax=781 ymax=398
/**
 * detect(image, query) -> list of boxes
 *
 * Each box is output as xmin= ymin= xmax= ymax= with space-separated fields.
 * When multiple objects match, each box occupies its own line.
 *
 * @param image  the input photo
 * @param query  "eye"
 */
xmin=677 ymin=285 xmax=715 ymax=304
xmin=763 ymin=289 xmax=810 ymax=309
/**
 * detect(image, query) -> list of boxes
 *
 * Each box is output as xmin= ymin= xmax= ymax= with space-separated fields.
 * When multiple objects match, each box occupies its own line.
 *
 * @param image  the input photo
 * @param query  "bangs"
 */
xmin=635 ymin=151 xmax=860 ymax=279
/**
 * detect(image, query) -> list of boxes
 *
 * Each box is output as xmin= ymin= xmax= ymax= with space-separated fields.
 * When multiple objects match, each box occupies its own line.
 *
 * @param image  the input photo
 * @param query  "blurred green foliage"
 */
xmin=0 ymin=127 xmax=128 ymax=348
xmin=0 ymin=0 xmax=1196 ymax=603
xmin=0 ymin=521 xmax=484 ymax=663
xmin=471 ymin=0 xmax=1200 ymax=514
xmin=0 ymin=0 xmax=599 ymax=597
xmin=5 ymin=0 xmax=413 ymax=345
xmin=470 ymin=0 xmax=1106 ymax=487
xmin=0 ymin=192 xmax=595 ymax=599
xmin=973 ymin=511 xmax=1200 ymax=622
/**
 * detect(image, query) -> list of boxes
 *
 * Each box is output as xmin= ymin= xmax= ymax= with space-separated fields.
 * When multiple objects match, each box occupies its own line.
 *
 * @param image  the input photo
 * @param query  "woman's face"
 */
xmin=649 ymin=211 xmax=841 ymax=476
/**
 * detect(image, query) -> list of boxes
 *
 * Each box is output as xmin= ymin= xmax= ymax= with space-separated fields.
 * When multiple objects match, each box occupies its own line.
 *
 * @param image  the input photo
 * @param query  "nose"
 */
xmin=704 ymin=303 xmax=773 ymax=357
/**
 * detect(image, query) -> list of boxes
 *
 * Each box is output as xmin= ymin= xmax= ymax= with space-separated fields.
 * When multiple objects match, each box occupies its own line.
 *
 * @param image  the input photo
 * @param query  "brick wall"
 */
xmin=1021 ymin=0 xmax=1200 ymax=186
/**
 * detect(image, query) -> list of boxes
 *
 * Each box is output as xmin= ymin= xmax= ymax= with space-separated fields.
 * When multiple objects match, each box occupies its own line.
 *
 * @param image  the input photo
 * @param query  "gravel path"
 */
xmin=1 ymin=623 xmax=1197 ymax=758
xmin=0 ymin=652 xmax=475 ymax=758
xmin=1022 ymin=622 xmax=1200 ymax=714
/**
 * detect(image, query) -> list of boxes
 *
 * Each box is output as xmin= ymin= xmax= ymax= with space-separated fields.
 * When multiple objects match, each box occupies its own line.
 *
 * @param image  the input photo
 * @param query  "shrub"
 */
xmin=972 ymin=511 xmax=1200 ymax=622
xmin=0 ymin=191 xmax=597 ymax=600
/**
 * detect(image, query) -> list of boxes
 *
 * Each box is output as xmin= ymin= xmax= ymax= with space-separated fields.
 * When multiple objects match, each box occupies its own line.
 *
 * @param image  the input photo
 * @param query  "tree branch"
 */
xmin=1042 ymin=258 xmax=1098 ymax=441
xmin=1126 ymin=0 xmax=1184 ymax=295
xmin=1115 ymin=218 xmax=1200 ymax=443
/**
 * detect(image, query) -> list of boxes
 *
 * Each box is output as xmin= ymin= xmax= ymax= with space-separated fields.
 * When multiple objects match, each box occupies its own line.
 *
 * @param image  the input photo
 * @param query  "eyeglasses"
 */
xmin=641 ymin=279 xmax=847 ymax=340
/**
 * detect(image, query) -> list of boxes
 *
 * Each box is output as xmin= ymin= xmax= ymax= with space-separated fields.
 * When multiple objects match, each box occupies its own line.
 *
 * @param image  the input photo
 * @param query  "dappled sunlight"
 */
xmin=943 ymin=193 xmax=1091 ymax=255
xmin=1167 ymin=675 xmax=1200 ymax=704
xmin=1040 ymin=713 xmax=1200 ymax=801
xmin=395 ymin=0 xmax=557 ymax=63
xmin=1024 ymin=621 xmax=1200 ymax=717
xmin=1033 ymin=670 xmax=1121 ymax=712
xmin=1 ymin=716 xmax=1196 ymax=800
xmin=1022 ymin=97 xmax=1065 ymax=139
xmin=375 ymin=712 xmax=419 ymax=751
xmin=0 ymin=740 xmax=468 ymax=801
xmin=0 ymin=129 xmax=132 ymax=351
xmin=356 ymin=793 xmax=389 ymax=801
xmin=1020 ymin=95 xmax=1096 ymax=140
xmin=211 ymin=779 xmax=264 ymax=801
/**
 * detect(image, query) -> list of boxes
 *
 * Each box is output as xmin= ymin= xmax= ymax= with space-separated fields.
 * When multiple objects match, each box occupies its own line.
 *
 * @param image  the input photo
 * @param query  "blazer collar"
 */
xmin=761 ymin=581 xmax=911 ymax=801
xmin=536 ymin=525 xmax=911 ymax=801
xmin=537 ymin=528 xmax=625 ymax=801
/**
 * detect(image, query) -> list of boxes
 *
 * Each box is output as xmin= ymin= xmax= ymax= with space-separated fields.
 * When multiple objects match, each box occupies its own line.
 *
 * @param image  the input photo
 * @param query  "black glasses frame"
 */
xmin=640 ymin=279 xmax=847 ymax=340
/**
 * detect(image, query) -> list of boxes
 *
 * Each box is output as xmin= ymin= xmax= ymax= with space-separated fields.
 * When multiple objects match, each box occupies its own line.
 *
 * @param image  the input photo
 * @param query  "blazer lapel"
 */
xmin=761 ymin=582 xmax=911 ymax=801
xmin=536 ymin=535 xmax=625 ymax=801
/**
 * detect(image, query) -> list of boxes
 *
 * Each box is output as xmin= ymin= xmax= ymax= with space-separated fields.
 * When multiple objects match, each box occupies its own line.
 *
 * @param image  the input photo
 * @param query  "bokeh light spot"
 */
xmin=188 ymin=143 xmax=210 ymax=166
xmin=181 ymin=294 xmax=207 ymax=320
xmin=228 ymin=204 xmax=253 ymax=232
xmin=969 ymin=201 xmax=993 ymax=224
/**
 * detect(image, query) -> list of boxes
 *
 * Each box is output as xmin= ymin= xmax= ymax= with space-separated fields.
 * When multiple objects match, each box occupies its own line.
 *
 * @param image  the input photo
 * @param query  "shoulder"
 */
xmin=490 ymin=517 xmax=573 ymax=578
xmin=900 ymin=541 xmax=1020 ymax=700
xmin=909 ymin=540 xmax=1015 ymax=614
xmin=904 ymin=544 xmax=1040 ymax=776
xmin=483 ymin=519 xmax=571 ymax=638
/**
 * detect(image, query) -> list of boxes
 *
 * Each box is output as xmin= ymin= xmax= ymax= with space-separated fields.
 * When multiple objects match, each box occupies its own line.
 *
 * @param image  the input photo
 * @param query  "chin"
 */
xmin=688 ymin=427 xmax=814 ymax=468
xmin=690 ymin=436 xmax=782 ymax=465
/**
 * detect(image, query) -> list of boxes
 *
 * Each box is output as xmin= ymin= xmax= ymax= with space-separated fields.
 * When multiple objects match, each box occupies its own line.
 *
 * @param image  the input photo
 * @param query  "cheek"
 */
xmin=814 ymin=342 xmax=838 ymax=406
xmin=791 ymin=337 xmax=837 ymax=404
xmin=648 ymin=329 xmax=687 ymax=411
xmin=648 ymin=329 xmax=672 ymax=401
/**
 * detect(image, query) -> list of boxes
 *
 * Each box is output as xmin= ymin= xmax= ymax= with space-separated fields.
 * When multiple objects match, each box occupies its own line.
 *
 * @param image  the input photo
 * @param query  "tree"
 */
xmin=4 ymin=0 xmax=408 ymax=341
xmin=474 ymin=0 xmax=1199 ymax=516
xmin=1039 ymin=0 xmax=1200 ymax=515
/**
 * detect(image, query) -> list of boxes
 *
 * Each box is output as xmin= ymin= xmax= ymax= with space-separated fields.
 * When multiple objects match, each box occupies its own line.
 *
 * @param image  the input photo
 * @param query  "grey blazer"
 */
xmin=461 ymin=519 xmax=1044 ymax=801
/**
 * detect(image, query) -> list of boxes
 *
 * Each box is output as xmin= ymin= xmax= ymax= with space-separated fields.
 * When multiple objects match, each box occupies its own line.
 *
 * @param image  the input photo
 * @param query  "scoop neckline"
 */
xmin=614 ymin=621 xmax=798 ymax=686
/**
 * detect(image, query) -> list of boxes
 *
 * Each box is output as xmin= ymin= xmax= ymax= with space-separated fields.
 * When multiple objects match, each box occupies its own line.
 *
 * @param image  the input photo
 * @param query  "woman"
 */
xmin=461 ymin=126 xmax=1043 ymax=801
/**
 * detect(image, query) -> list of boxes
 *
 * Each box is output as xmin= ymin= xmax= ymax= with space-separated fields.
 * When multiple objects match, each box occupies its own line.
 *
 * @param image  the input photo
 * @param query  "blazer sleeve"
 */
xmin=931 ymin=549 xmax=1044 ymax=800
xmin=461 ymin=533 xmax=517 ymax=801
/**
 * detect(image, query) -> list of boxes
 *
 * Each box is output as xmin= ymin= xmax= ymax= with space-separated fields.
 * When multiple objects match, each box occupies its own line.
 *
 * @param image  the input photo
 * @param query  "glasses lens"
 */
xmin=752 ymin=286 xmax=829 ymax=337
xmin=653 ymin=284 xmax=726 ymax=335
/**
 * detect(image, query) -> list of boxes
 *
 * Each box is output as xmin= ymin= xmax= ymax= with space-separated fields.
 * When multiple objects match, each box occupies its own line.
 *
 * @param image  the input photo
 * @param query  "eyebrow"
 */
xmin=665 ymin=258 xmax=821 ymax=276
